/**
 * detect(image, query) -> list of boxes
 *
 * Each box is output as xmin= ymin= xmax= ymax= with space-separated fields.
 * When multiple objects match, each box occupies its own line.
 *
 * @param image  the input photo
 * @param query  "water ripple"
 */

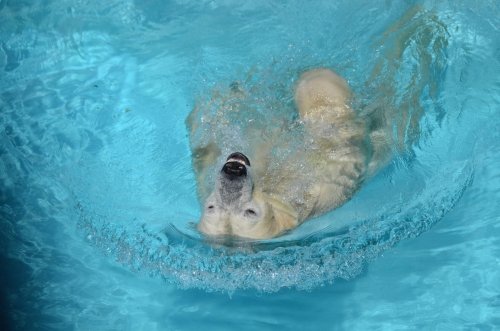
xmin=77 ymin=160 xmax=472 ymax=292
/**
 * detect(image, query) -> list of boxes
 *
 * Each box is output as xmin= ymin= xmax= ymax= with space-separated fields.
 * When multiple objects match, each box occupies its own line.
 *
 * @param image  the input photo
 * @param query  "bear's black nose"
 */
xmin=222 ymin=161 xmax=247 ymax=178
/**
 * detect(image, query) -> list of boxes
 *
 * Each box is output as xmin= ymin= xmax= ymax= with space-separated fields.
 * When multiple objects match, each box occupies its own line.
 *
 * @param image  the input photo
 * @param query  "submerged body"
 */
xmin=187 ymin=69 xmax=390 ymax=239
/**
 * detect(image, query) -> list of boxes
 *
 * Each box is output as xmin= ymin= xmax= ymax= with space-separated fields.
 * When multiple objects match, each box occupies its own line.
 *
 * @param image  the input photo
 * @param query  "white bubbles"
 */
xmin=77 ymin=158 xmax=473 ymax=292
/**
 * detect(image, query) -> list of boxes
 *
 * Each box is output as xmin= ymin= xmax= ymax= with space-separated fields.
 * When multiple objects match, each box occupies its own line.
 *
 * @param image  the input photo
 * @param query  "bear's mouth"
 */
xmin=225 ymin=152 xmax=250 ymax=166
xmin=221 ymin=152 xmax=250 ymax=179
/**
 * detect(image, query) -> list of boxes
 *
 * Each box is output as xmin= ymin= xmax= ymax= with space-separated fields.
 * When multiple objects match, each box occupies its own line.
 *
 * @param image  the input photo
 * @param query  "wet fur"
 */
xmin=188 ymin=69 xmax=388 ymax=239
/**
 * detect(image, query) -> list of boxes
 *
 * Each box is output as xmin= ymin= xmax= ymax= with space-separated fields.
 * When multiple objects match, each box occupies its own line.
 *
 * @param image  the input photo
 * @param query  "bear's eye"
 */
xmin=207 ymin=205 xmax=215 ymax=211
xmin=244 ymin=209 xmax=257 ymax=217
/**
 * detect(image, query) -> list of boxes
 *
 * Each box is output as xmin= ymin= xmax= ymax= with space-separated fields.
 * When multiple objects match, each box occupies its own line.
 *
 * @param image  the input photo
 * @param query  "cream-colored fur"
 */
xmin=188 ymin=68 xmax=386 ymax=240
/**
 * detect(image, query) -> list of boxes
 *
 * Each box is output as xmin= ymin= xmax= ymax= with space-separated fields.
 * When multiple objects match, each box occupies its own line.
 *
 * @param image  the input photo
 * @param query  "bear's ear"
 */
xmin=267 ymin=196 xmax=299 ymax=234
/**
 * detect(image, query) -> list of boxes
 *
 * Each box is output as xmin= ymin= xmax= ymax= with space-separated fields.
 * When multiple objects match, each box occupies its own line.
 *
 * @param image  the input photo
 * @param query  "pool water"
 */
xmin=1 ymin=0 xmax=499 ymax=330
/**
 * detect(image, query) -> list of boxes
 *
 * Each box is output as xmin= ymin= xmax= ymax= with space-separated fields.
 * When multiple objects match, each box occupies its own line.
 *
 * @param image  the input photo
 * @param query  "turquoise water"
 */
xmin=1 ymin=0 xmax=499 ymax=330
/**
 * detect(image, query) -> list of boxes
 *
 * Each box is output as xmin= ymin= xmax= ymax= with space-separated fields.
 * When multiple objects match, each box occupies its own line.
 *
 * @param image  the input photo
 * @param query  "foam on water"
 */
xmin=77 ymin=158 xmax=473 ymax=292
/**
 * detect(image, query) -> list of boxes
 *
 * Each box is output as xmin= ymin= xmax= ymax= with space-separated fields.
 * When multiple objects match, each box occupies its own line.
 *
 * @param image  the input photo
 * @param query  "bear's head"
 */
xmin=197 ymin=152 xmax=298 ymax=240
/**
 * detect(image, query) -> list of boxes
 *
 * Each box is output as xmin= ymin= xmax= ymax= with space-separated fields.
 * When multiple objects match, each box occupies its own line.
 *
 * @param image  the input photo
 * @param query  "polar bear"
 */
xmin=187 ymin=68 xmax=390 ymax=240
xmin=184 ymin=5 xmax=449 ymax=240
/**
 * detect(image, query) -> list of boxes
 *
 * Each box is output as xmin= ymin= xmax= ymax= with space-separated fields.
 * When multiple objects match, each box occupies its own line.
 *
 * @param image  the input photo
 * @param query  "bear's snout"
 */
xmin=221 ymin=152 xmax=251 ymax=180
